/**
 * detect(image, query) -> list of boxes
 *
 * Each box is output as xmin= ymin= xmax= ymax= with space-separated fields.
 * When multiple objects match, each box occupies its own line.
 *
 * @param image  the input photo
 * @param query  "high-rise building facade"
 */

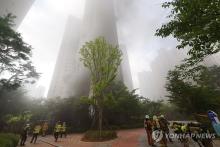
xmin=73 ymin=0 xmax=122 ymax=97
xmin=47 ymin=16 xmax=82 ymax=98
xmin=120 ymin=45 xmax=133 ymax=91
xmin=0 ymin=0 xmax=35 ymax=29
xmin=80 ymin=0 xmax=118 ymax=46
xmin=48 ymin=0 xmax=133 ymax=98
xmin=138 ymin=48 xmax=186 ymax=100
xmin=138 ymin=47 xmax=220 ymax=100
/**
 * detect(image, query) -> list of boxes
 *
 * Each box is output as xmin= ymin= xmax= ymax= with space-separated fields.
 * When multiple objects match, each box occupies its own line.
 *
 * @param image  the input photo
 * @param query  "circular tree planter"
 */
xmin=81 ymin=130 xmax=117 ymax=142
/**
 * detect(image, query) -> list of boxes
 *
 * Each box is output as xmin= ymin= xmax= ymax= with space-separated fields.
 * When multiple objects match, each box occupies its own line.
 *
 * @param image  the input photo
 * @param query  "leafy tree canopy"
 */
xmin=0 ymin=14 xmax=39 ymax=90
xmin=156 ymin=0 xmax=220 ymax=65
xmin=80 ymin=37 xmax=122 ymax=97
xmin=80 ymin=37 xmax=122 ymax=134
xmin=166 ymin=65 xmax=220 ymax=115
xmin=103 ymin=81 xmax=142 ymax=125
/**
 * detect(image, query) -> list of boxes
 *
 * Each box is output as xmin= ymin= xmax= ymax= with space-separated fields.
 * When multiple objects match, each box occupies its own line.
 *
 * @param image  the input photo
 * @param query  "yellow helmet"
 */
xmin=181 ymin=125 xmax=187 ymax=132
xmin=145 ymin=115 xmax=149 ymax=119
xmin=153 ymin=115 xmax=157 ymax=120
xmin=160 ymin=115 xmax=164 ymax=118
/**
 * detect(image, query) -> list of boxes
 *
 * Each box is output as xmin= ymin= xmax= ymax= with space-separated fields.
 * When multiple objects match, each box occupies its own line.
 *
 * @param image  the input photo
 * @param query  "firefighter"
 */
xmin=30 ymin=124 xmax=41 ymax=144
xmin=158 ymin=115 xmax=168 ymax=147
xmin=20 ymin=124 xmax=30 ymax=146
xmin=54 ymin=121 xmax=62 ymax=142
xmin=144 ymin=115 xmax=154 ymax=146
xmin=152 ymin=115 xmax=160 ymax=131
xmin=60 ymin=122 xmax=67 ymax=138
xmin=159 ymin=115 xmax=173 ymax=142
xmin=42 ymin=122 xmax=48 ymax=137
xmin=181 ymin=124 xmax=190 ymax=147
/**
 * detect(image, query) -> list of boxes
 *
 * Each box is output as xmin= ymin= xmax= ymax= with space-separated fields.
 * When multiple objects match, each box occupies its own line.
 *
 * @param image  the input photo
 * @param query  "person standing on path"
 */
xmin=54 ymin=121 xmax=62 ymax=142
xmin=158 ymin=115 xmax=168 ymax=147
xmin=159 ymin=115 xmax=172 ymax=143
xmin=152 ymin=115 xmax=160 ymax=131
xmin=20 ymin=124 xmax=30 ymax=146
xmin=144 ymin=115 xmax=154 ymax=146
xmin=60 ymin=122 xmax=67 ymax=138
xmin=30 ymin=124 xmax=41 ymax=144
xmin=42 ymin=122 xmax=48 ymax=137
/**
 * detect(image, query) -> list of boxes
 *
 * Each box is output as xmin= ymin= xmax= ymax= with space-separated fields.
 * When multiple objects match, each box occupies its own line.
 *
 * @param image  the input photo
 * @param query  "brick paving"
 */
xmin=18 ymin=129 xmax=220 ymax=147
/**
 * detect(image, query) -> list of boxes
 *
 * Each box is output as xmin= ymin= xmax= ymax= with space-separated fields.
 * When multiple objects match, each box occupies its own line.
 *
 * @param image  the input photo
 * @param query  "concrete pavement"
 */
xmin=19 ymin=129 xmax=220 ymax=147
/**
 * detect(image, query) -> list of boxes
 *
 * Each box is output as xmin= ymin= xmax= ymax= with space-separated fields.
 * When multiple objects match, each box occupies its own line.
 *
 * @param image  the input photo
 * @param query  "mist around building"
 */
xmin=0 ymin=0 xmax=220 ymax=146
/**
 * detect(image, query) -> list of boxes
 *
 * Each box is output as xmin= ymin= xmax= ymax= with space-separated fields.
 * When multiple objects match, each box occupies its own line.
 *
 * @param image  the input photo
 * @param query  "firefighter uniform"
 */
xmin=60 ymin=122 xmax=67 ymax=138
xmin=144 ymin=115 xmax=154 ymax=146
xmin=30 ymin=125 xmax=41 ymax=144
xmin=54 ymin=122 xmax=62 ymax=142
xmin=20 ymin=124 xmax=30 ymax=146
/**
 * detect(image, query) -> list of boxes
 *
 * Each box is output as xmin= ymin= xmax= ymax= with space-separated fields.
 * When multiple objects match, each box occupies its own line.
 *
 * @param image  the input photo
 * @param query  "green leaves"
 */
xmin=0 ymin=14 xmax=39 ymax=90
xmin=80 ymin=37 xmax=122 ymax=99
xmin=166 ymin=65 xmax=220 ymax=114
xmin=156 ymin=0 xmax=220 ymax=65
xmin=80 ymin=37 xmax=122 ymax=132
xmin=5 ymin=111 xmax=32 ymax=124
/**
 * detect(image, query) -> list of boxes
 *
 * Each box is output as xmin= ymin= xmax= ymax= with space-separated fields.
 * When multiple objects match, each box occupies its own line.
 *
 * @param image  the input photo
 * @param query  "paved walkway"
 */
xmin=19 ymin=129 xmax=220 ymax=147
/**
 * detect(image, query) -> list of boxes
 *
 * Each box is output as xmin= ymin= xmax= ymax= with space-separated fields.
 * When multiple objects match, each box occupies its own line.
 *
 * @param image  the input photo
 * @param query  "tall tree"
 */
xmin=103 ymin=81 xmax=142 ymax=126
xmin=166 ymin=65 xmax=220 ymax=115
xmin=156 ymin=0 xmax=220 ymax=66
xmin=80 ymin=37 xmax=122 ymax=136
xmin=0 ymin=14 xmax=39 ymax=90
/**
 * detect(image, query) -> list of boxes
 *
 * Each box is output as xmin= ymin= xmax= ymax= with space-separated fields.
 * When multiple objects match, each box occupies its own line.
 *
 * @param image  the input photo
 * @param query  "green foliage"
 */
xmin=140 ymin=99 xmax=163 ymax=117
xmin=0 ymin=88 xmax=33 ymax=132
xmin=0 ymin=138 xmax=13 ymax=147
xmin=0 ymin=89 xmax=29 ymax=115
xmin=80 ymin=37 xmax=122 ymax=97
xmin=5 ymin=111 xmax=32 ymax=124
xmin=0 ymin=133 xmax=19 ymax=147
xmin=140 ymin=99 xmax=187 ymax=120
xmin=103 ymin=81 xmax=142 ymax=125
xmin=80 ymin=37 xmax=122 ymax=133
xmin=0 ymin=14 xmax=39 ymax=90
xmin=159 ymin=103 xmax=188 ymax=120
xmin=82 ymin=130 xmax=117 ymax=141
xmin=81 ymin=81 xmax=146 ymax=128
xmin=166 ymin=65 xmax=220 ymax=115
xmin=156 ymin=0 xmax=220 ymax=65
xmin=29 ymin=97 xmax=91 ymax=133
xmin=2 ymin=111 xmax=32 ymax=134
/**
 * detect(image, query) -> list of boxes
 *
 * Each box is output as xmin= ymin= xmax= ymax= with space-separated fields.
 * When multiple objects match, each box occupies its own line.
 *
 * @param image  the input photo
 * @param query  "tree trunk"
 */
xmin=98 ymin=106 xmax=103 ymax=139
xmin=91 ymin=106 xmax=98 ymax=129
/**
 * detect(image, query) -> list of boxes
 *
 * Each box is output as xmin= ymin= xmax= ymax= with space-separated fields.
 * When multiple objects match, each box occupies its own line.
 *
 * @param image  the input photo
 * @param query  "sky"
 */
xmin=18 ymin=0 xmax=179 ymax=98
xmin=18 ymin=0 xmax=86 ymax=96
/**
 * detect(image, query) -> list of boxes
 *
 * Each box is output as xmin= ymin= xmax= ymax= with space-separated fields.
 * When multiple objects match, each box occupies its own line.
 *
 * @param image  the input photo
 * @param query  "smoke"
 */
xmin=114 ymin=0 xmax=181 ymax=99
xmin=18 ymin=0 xmax=191 ymax=99
xmin=115 ymin=0 xmax=220 ymax=100
xmin=139 ymin=49 xmax=187 ymax=100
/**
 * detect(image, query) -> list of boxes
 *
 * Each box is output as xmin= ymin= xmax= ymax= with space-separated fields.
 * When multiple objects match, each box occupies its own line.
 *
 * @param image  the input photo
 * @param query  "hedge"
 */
xmin=0 ymin=133 xmax=19 ymax=147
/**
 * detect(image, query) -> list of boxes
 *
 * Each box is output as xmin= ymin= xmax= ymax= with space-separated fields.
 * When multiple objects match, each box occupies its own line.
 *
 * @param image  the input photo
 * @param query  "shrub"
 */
xmin=0 ymin=138 xmax=13 ymax=147
xmin=0 ymin=133 xmax=19 ymax=147
xmin=82 ymin=130 xmax=117 ymax=142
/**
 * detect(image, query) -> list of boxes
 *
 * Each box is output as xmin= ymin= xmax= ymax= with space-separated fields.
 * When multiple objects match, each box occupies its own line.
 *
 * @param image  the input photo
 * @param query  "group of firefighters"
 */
xmin=19 ymin=114 xmax=216 ymax=146
xmin=20 ymin=121 xmax=67 ymax=146
xmin=144 ymin=114 xmax=214 ymax=147
xmin=144 ymin=114 xmax=172 ymax=147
